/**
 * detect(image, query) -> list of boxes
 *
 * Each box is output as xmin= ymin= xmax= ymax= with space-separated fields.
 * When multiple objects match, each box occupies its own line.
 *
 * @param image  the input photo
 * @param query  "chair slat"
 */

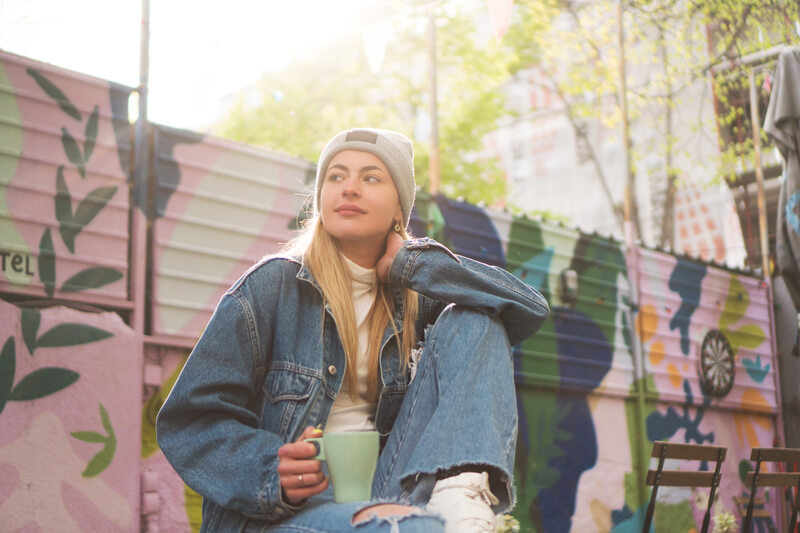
xmin=651 ymin=441 xmax=726 ymax=461
xmin=646 ymin=470 xmax=718 ymax=487
xmin=750 ymin=447 xmax=800 ymax=463
xmin=745 ymin=471 xmax=800 ymax=487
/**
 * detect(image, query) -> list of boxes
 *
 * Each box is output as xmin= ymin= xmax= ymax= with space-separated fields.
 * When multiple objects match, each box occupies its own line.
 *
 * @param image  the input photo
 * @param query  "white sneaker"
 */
xmin=426 ymin=471 xmax=500 ymax=533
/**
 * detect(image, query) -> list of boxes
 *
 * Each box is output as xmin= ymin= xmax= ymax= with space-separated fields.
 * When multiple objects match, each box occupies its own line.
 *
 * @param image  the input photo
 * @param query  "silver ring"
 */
xmin=298 ymin=474 xmax=303 ymax=484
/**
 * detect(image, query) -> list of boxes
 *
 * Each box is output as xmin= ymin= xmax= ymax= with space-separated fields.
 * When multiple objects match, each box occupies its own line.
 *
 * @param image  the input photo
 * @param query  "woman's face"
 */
xmin=320 ymin=150 xmax=402 ymax=256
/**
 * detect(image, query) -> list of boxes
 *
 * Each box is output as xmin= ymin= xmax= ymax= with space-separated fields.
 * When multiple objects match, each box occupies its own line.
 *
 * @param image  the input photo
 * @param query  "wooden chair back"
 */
xmin=742 ymin=447 xmax=800 ymax=533
xmin=642 ymin=441 xmax=727 ymax=533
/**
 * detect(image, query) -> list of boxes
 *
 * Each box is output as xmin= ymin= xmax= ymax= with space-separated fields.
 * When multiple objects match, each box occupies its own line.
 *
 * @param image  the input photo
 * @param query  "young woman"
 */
xmin=157 ymin=128 xmax=549 ymax=532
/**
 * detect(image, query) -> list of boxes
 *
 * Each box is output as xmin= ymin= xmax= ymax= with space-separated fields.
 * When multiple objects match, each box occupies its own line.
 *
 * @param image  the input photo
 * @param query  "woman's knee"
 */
xmin=428 ymin=304 xmax=510 ymax=357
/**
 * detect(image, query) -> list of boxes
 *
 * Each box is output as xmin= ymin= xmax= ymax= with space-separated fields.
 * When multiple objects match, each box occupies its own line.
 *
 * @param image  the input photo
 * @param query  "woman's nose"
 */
xmin=341 ymin=176 xmax=360 ymax=196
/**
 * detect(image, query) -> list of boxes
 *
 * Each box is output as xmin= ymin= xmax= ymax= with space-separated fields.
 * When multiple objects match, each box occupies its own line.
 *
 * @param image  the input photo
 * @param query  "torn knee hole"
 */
xmin=352 ymin=503 xmax=421 ymax=524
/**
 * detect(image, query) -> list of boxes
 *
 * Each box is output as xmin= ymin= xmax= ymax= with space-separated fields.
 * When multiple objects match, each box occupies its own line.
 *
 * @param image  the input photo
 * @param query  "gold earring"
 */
xmin=393 ymin=222 xmax=401 ymax=233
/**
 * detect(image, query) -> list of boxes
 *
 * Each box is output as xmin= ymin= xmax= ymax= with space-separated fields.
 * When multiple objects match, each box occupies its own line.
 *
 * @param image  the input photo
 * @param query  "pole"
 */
xmin=131 ymin=0 xmax=149 ymax=336
xmin=617 ymin=0 xmax=639 ymax=243
xmin=428 ymin=9 xmax=440 ymax=196
xmin=748 ymin=69 xmax=770 ymax=279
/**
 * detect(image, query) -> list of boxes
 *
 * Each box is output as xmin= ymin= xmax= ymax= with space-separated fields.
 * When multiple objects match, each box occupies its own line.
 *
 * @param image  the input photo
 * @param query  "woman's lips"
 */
xmin=335 ymin=205 xmax=365 ymax=215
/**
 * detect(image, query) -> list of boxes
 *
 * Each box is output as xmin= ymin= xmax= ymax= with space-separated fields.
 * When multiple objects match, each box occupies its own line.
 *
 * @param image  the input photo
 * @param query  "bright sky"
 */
xmin=0 ymin=0 xmax=387 ymax=130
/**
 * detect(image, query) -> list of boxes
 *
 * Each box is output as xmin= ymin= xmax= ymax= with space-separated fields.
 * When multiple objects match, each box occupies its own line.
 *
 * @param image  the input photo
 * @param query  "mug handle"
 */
xmin=305 ymin=437 xmax=325 ymax=460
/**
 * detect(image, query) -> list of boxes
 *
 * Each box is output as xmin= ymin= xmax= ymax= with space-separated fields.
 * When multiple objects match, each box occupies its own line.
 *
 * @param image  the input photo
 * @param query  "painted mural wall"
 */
xmin=0 ymin=299 xmax=142 ymax=532
xmin=0 ymin=51 xmax=133 ymax=309
xmin=0 ymin=50 xmax=788 ymax=532
xmin=148 ymin=125 xmax=312 ymax=344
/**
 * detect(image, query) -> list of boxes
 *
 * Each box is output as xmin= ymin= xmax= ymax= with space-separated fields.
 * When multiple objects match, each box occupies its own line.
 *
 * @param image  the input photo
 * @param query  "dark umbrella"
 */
xmin=765 ymin=46 xmax=800 ymax=308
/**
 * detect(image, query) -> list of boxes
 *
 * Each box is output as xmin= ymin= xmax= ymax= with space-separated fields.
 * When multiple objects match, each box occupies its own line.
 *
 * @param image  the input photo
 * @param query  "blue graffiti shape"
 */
xmin=610 ymin=504 xmax=654 ymax=533
xmin=668 ymin=259 xmax=707 ymax=355
xmin=151 ymin=127 xmax=204 ymax=219
xmin=433 ymin=195 xmax=506 ymax=268
xmin=646 ymin=379 xmax=714 ymax=454
xmin=742 ymin=355 xmax=770 ymax=383
xmin=536 ymin=307 xmax=613 ymax=533
xmin=786 ymin=191 xmax=800 ymax=234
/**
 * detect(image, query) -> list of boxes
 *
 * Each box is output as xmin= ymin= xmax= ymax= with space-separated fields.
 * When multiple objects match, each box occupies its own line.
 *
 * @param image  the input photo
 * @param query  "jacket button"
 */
xmin=328 ymin=365 xmax=338 ymax=376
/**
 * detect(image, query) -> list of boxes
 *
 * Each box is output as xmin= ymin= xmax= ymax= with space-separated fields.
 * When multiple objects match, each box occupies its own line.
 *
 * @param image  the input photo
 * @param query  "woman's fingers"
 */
xmin=278 ymin=441 xmax=318 ymax=460
xmin=282 ymin=476 xmax=329 ymax=504
xmin=278 ymin=426 xmax=327 ymax=505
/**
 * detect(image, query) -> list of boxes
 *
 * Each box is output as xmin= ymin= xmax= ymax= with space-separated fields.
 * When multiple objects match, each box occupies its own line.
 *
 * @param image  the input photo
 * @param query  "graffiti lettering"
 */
xmin=0 ymin=250 xmax=35 ymax=276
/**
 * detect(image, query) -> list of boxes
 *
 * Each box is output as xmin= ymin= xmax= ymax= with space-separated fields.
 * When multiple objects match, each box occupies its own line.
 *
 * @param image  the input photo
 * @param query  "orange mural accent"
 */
xmin=668 ymin=363 xmax=682 ymax=388
xmin=734 ymin=389 xmax=773 ymax=447
xmin=638 ymin=304 xmax=658 ymax=343
xmin=649 ymin=341 xmax=665 ymax=366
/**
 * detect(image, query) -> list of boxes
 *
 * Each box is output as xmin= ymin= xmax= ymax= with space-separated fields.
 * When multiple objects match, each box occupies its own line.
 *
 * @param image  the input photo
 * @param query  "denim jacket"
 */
xmin=156 ymin=237 xmax=549 ymax=526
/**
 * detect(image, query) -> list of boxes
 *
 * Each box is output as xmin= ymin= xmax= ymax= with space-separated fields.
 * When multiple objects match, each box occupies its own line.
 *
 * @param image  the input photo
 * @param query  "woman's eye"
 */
xmin=364 ymin=175 xmax=380 ymax=183
xmin=328 ymin=174 xmax=343 ymax=182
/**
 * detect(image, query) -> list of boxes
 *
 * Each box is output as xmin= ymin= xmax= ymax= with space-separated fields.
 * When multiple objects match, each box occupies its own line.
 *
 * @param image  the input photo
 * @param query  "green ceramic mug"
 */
xmin=306 ymin=430 xmax=379 ymax=503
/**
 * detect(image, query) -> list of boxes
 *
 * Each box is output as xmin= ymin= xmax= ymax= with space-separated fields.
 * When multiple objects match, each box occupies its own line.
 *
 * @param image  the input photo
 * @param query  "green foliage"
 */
xmin=35 ymin=324 xmax=114 ymax=348
xmin=505 ymin=0 xmax=798 ymax=190
xmin=26 ymin=68 xmax=82 ymax=121
xmin=7 ymin=367 xmax=79 ymax=402
xmin=71 ymin=403 xmax=117 ymax=477
xmin=61 ymin=267 xmax=124 ymax=292
xmin=38 ymin=228 xmax=55 ymax=298
xmin=214 ymin=3 xmax=516 ymax=205
xmin=21 ymin=308 xmax=40 ymax=355
xmin=0 ymin=338 xmax=15 ymax=414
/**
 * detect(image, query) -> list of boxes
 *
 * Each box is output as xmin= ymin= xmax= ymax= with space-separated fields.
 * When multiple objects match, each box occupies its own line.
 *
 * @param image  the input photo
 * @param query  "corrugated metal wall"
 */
xmin=148 ymin=125 xmax=312 ymax=343
xmin=0 ymin=51 xmax=132 ymax=308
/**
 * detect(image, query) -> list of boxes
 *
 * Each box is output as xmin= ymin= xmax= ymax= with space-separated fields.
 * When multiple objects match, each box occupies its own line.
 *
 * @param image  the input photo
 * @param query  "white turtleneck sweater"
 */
xmin=324 ymin=255 xmax=379 ymax=433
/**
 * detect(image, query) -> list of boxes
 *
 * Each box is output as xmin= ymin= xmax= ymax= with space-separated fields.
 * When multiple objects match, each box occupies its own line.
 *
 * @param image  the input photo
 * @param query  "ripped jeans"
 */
xmin=260 ymin=304 xmax=518 ymax=532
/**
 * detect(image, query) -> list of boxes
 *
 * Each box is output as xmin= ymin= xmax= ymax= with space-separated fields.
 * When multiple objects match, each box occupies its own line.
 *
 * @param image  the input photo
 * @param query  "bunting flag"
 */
xmin=362 ymin=18 xmax=394 ymax=74
xmin=487 ymin=0 xmax=514 ymax=42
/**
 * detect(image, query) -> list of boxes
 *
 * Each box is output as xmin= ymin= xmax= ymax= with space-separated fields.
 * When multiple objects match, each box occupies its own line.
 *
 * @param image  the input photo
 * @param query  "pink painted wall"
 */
xmin=0 ymin=299 xmax=142 ymax=532
xmin=0 ymin=51 xmax=132 ymax=309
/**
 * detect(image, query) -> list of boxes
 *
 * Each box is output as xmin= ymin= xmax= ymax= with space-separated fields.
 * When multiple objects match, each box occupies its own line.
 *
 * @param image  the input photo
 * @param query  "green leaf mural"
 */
xmin=71 ymin=403 xmax=117 ymax=478
xmin=0 ymin=338 xmax=15 ymax=414
xmin=38 ymin=228 xmax=56 ymax=298
xmin=83 ymin=106 xmax=99 ymax=162
xmin=8 ymin=367 xmax=79 ymax=401
xmin=55 ymin=166 xmax=76 ymax=253
xmin=21 ymin=308 xmax=41 ymax=355
xmin=720 ymin=275 xmax=766 ymax=351
xmin=35 ymin=324 xmax=113 ymax=348
xmin=72 ymin=186 xmax=117 ymax=230
xmin=71 ymin=431 xmax=108 ymax=443
xmin=26 ymin=68 xmax=82 ymax=121
xmin=61 ymin=267 xmax=123 ymax=292
xmin=61 ymin=127 xmax=85 ymax=178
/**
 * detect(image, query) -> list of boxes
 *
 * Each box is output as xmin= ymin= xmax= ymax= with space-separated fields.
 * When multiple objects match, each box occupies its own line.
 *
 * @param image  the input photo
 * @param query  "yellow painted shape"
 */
xmin=637 ymin=304 xmax=658 ymax=343
xmin=589 ymin=499 xmax=612 ymax=532
xmin=649 ymin=341 xmax=665 ymax=366
xmin=667 ymin=362 xmax=682 ymax=388
xmin=734 ymin=389 xmax=773 ymax=447
xmin=0 ymin=59 xmax=31 ymax=285
xmin=720 ymin=275 xmax=766 ymax=350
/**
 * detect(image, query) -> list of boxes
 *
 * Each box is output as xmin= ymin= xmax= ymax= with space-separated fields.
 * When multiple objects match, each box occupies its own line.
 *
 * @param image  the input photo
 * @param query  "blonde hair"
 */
xmin=283 ymin=214 xmax=418 ymax=401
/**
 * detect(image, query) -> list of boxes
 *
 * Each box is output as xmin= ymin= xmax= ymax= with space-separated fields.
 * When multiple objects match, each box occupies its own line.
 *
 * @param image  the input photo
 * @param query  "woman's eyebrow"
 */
xmin=327 ymin=164 xmax=386 ymax=173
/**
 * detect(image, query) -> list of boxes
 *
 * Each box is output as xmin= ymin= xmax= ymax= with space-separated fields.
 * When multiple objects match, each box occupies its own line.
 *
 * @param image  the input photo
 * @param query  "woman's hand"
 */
xmin=376 ymin=230 xmax=404 ymax=283
xmin=277 ymin=426 xmax=328 ymax=505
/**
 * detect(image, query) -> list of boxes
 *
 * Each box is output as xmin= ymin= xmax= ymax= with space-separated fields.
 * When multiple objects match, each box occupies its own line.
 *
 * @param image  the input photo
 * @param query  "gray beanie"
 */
xmin=315 ymin=128 xmax=416 ymax=225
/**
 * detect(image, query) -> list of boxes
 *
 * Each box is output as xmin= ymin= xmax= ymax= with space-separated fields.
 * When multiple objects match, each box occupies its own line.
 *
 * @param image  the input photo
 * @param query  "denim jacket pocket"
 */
xmin=262 ymin=368 xmax=319 ymax=440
